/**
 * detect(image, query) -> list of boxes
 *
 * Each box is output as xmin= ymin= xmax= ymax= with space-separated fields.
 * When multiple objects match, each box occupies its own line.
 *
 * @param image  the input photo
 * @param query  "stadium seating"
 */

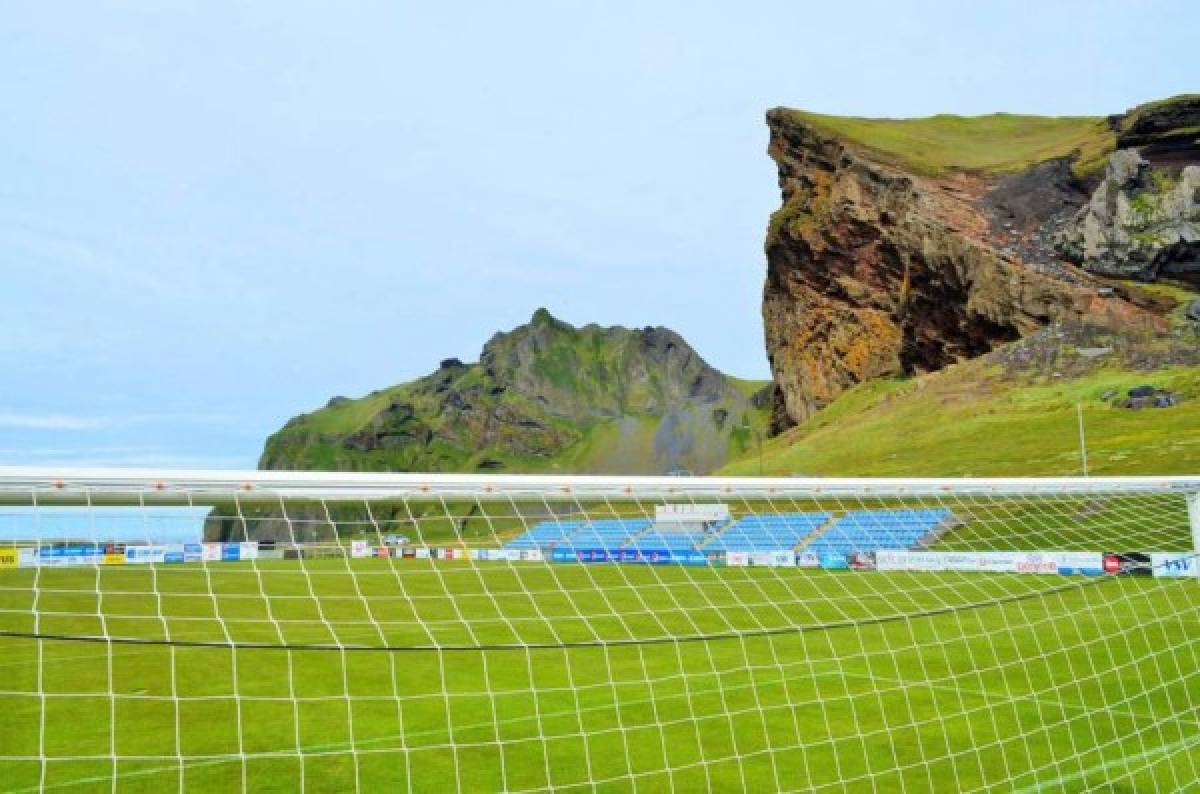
xmin=503 ymin=520 xmax=587 ymax=550
xmin=504 ymin=509 xmax=953 ymax=555
xmin=701 ymin=513 xmax=831 ymax=551
xmin=805 ymin=509 xmax=952 ymax=555
xmin=622 ymin=528 xmax=709 ymax=552
xmin=506 ymin=518 xmax=653 ymax=552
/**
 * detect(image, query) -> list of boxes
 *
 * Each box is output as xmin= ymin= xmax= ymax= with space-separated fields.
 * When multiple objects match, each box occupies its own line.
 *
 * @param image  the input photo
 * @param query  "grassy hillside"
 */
xmin=721 ymin=299 xmax=1200 ymax=477
xmin=785 ymin=109 xmax=1115 ymax=178
xmin=262 ymin=310 xmax=771 ymax=475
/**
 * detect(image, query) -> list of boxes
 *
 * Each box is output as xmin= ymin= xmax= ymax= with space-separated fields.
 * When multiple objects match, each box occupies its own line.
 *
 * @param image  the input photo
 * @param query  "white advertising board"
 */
xmin=795 ymin=552 xmax=820 ymax=568
xmin=725 ymin=552 xmax=748 ymax=568
xmin=239 ymin=542 xmax=259 ymax=561
xmin=350 ymin=541 xmax=370 ymax=559
xmin=202 ymin=543 xmax=222 ymax=562
xmin=125 ymin=545 xmax=167 ymax=564
xmin=875 ymin=550 xmax=1103 ymax=575
xmin=1151 ymin=553 xmax=1199 ymax=578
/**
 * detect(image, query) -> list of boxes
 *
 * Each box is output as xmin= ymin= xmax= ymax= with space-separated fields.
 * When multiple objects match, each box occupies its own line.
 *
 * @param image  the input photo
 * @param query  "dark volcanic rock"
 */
xmin=761 ymin=109 xmax=1164 ymax=431
xmin=1117 ymin=95 xmax=1200 ymax=149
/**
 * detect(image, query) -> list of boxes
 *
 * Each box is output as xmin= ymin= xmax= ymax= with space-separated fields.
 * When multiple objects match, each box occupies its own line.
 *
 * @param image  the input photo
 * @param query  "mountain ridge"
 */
xmin=259 ymin=309 xmax=770 ymax=475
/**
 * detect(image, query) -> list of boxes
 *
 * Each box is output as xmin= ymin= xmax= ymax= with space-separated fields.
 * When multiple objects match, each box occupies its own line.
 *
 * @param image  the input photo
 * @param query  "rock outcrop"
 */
xmin=762 ymin=108 xmax=1169 ymax=432
xmin=260 ymin=309 xmax=769 ymax=475
xmin=1057 ymin=149 xmax=1200 ymax=283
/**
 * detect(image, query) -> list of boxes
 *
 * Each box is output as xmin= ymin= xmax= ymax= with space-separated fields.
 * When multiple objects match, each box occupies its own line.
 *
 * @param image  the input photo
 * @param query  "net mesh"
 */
xmin=0 ymin=471 xmax=1198 ymax=792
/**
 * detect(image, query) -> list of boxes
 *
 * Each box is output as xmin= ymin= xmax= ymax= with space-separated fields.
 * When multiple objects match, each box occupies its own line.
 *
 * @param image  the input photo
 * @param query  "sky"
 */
xmin=1 ymin=0 xmax=1196 ymax=470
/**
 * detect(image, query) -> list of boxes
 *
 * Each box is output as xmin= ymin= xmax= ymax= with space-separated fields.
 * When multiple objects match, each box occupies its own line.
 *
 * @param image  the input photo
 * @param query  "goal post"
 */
xmin=0 ymin=467 xmax=1198 ymax=792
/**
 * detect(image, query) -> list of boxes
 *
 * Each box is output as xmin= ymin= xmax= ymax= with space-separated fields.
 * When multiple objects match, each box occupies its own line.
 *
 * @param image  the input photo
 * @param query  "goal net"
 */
xmin=0 ymin=468 xmax=1198 ymax=793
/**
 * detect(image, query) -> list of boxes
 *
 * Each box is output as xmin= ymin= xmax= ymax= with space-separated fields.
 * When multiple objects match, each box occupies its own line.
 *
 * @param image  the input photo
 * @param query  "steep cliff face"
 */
xmin=763 ymin=104 xmax=1182 ymax=432
xmin=260 ymin=309 xmax=769 ymax=475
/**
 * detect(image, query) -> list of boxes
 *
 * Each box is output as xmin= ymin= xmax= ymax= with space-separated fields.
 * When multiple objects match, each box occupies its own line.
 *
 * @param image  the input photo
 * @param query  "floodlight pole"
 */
xmin=1076 ymin=403 xmax=1089 ymax=477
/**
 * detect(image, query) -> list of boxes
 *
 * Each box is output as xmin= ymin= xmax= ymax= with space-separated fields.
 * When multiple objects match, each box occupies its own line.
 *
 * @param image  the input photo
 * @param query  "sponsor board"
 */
xmin=220 ymin=544 xmax=241 ymax=562
xmin=164 ymin=551 xmax=185 ymax=564
xmin=850 ymin=552 xmax=876 ymax=571
xmin=376 ymin=547 xmax=391 ymax=559
xmin=239 ymin=542 xmax=259 ymax=561
xmin=747 ymin=551 xmax=795 ymax=568
xmin=350 ymin=541 xmax=370 ymax=559
xmin=103 ymin=553 xmax=125 ymax=565
xmin=183 ymin=544 xmax=203 ymax=563
xmin=875 ymin=550 xmax=1104 ymax=575
xmin=414 ymin=548 xmax=430 ymax=560
xmin=125 ymin=545 xmax=167 ymax=564
xmin=0 ymin=548 xmax=18 ymax=569
xmin=1105 ymin=552 xmax=1153 ymax=576
xmin=33 ymin=545 xmax=105 ymax=567
xmin=1151 ymin=553 xmax=1199 ymax=578
xmin=519 ymin=549 xmax=544 ymax=562
xmin=819 ymin=554 xmax=850 ymax=570
xmin=401 ymin=548 xmax=417 ymax=559
xmin=725 ymin=552 xmax=749 ymax=568
xmin=202 ymin=543 xmax=222 ymax=562
xmin=795 ymin=552 xmax=820 ymax=569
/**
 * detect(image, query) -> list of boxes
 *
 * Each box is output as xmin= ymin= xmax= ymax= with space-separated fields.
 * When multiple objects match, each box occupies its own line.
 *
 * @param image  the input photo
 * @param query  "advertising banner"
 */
xmin=819 ymin=553 xmax=849 ymax=570
xmin=1151 ymin=553 xmax=1199 ymax=578
xmin=350 ymin=541 xmax=369 ymax=559
xmin=102 ymin=553 xmax=125 ymax=565
xmin=414 ymin=548 xmax=430 ymax=559
xmin=875 ymin=550 xmax=1103 ymax=575
xmin=164 ymin=550 xmax=185 ymax=564
xmin=795 ymin=552 xmax=820 ymax=568
xmin=239 ymin=542 xmax=259 ymax=561
xmin=220 ymin=544 xmax=241 ymax=562
xmin=519 ymin=549 xmax=544 ymax=562
xmin=183 ymin=544 xmax=204 ymax=563
xmin=0 ymin=548 xmax=18 ymax=569
xmin=202 ymin=543 xmax=222 ymax=562
xmin=725 ymin=552 xmax=748 ymax=568
xmin=125 ymin=545 xmax=167 ymax=564
xmin=1104 ymin=552 xmax=1153 ymax=576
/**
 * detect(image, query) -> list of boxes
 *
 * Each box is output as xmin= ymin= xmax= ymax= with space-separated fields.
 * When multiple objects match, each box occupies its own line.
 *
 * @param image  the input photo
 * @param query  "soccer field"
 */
xmin=1 ymin=559 xmax=1198 ymax=793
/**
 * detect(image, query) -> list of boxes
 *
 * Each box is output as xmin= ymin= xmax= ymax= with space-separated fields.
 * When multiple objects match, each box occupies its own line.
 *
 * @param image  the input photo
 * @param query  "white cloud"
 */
xmin=0 ymin=412 xmax=232 ymax=431
xmin=0 ymin=414 xmax=114 ymax=430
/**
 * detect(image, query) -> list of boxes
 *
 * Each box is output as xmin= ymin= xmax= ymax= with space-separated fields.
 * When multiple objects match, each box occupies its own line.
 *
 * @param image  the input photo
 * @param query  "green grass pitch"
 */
xmin=0 ymin=559 xmax=1198 ymax=793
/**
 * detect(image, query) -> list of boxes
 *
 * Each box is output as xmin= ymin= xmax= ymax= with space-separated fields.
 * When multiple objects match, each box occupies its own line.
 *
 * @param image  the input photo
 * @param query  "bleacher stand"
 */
xmin=503 ymin=520 xmax=586 ymax=551
xmin=702 ymin=513 xmax=830 ymax=552
xmin=805 ymin=509 xmax=952 ymax=555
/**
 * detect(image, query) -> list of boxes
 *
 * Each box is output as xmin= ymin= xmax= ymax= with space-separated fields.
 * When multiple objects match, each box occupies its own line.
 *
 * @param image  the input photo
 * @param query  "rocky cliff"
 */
xmin=260 ymin=309 xmax=769 ymax=475
xmin=762 ymin=98 xmax=1195 ymax=432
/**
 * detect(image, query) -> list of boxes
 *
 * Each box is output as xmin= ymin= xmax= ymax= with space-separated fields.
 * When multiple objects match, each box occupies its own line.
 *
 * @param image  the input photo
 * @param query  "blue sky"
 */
xmin=2 ymin=1 xmax=1196 ymax=469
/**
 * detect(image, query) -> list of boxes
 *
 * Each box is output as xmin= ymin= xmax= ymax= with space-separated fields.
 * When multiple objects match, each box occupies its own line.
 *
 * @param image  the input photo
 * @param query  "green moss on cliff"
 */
xmin=784 ymin=109 xmax=1115 ymax=179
